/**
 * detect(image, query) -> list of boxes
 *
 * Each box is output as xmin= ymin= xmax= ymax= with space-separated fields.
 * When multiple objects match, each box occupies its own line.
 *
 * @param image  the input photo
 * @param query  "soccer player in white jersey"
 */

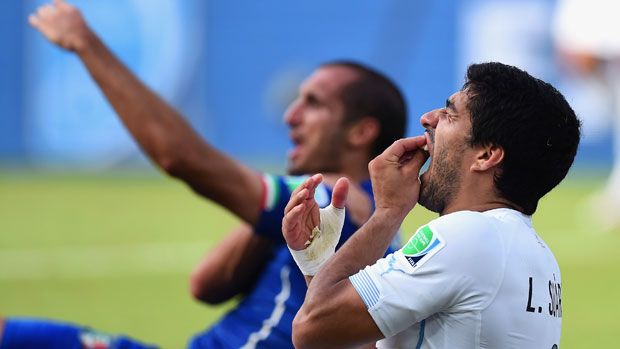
xmin=282 ymin=62 xmax=581 ymax=348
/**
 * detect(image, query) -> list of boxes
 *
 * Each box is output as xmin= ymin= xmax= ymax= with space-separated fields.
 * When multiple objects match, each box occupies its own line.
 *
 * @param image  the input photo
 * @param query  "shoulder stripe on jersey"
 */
xmin=349 ymin=269 xmax=380 ymax=309
xmin=240 ymin=265 xmax=291 ymax=349
xmin=261 ymin=174 xmax=279 ymax=211
xmin=416 ymin=319 xmax=426 ymax=349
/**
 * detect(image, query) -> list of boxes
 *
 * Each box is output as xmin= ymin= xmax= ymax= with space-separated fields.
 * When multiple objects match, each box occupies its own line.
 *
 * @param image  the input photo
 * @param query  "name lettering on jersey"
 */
xmin=525 ymin=275 xmax=562 ymax=318
xmin=548 ymin=274 xmax=563 ymax=318
xmin=401 ymin=225 xmax=445 ymax=270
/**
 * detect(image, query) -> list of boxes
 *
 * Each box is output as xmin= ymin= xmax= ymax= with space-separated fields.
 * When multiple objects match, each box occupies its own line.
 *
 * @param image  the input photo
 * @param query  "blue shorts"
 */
xmin=0 ymin=318 xmax=158 ymax=349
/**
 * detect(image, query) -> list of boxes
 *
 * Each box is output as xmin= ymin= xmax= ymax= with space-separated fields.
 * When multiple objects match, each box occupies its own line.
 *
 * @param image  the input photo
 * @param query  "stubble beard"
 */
xmin=287 ymin=132 xmax=344 ymax=176
xmin=418 ymin=148 xmax=461 ymax=214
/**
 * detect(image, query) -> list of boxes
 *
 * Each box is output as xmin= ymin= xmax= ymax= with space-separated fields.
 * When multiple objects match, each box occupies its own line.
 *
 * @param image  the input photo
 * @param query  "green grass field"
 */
xmin=1 ymin=171 xmax=618 ymax=348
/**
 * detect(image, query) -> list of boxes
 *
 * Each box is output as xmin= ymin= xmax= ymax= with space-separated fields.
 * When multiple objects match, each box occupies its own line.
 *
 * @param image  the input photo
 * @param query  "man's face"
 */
xmin=284 ymin=66 xmax=359 ymax=175
xmin=418 ymin=91 xmax=473 ymax=214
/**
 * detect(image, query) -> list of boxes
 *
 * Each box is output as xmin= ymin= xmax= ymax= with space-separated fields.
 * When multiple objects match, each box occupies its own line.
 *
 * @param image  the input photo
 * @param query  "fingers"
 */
xmin=30 ymin=0 xmax=73 ymax=26
xmin=55 ymin=0 xmax=73 ymax=12
xmin=284 ymin=187 xmax=309 ymax=216
xmin=282 ymin=204 xmax=303 ymax=235
xmin=382 ymin=136 xmax=426 ymax=160
xmin=28 ymin=14 xmax=41 ymax=29
xmin=284 ymin=174 xmax=323 ymax=214
xmin=399 ymin=148 xmax=429 ymax=174
xmin=29 ymin=3 xmax=57 ymax=30
xmin=288 ymin=174 xmax=323 ymax=199
xmin=370 ymin=135 xmax=427 ymax=173
xmin=330 ymin=177 xmax=349 ymax=209
xmin=282 ymin=204 xmax=309 ymax=251
xmin=28 ymin=12 xmax=55 ymax=40
xmin=305 ymin=173 xmax=323 ymax=199
xmin=37 ymin=4 xmax=58 ymax=18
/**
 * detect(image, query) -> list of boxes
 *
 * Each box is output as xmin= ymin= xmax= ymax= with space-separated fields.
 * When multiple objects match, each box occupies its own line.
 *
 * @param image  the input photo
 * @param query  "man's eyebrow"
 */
xmin=445 ymin=98 xmax=456 ymax=112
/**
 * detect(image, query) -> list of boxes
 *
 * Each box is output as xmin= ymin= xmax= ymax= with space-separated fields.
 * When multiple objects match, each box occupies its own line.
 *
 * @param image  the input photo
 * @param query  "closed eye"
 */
xmin=445 ymin=98 xmax=456 ymax=112
xmin=305 ymin=94 xmax=321 ymax=107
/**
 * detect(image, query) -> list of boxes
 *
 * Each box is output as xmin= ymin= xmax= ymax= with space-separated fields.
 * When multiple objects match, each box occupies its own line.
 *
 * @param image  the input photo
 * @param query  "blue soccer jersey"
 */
xmin=0 ymin=175 xmax=397 ymax=349
xmin=188 ymin=174 xmax=398 ymax=349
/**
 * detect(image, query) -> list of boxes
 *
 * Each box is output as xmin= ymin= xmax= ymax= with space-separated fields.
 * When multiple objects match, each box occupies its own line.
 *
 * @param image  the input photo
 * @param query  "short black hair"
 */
xmin=463 ymin=62 xmax=581 ymax=215
xmin=321 ymin=61 xmax=407 ymax=158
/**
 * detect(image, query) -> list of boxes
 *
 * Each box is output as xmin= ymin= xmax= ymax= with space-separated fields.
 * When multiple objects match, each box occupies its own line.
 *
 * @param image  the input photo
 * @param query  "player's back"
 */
xmin=480 ymin=209 xmax=562 ymax=348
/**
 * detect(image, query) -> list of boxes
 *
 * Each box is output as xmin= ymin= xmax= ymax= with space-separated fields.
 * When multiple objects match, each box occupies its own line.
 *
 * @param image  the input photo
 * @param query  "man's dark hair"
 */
xmin=463 ymin=62 xmax=581 ymax=215
xmin=321 ymin=61 xmax=407 ymax=158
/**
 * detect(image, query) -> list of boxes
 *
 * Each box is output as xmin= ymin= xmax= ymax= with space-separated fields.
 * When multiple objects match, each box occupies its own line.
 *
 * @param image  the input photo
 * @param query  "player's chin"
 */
xmin=417 ymin=189 xmax=437 ymax=213
xmin=286 ymin=161 xmax=307 ymax=176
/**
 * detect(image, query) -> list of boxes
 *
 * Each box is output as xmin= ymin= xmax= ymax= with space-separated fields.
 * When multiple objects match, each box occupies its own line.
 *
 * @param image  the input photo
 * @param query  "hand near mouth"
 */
xmin=368 ymin=135 xmax=428 ymax=221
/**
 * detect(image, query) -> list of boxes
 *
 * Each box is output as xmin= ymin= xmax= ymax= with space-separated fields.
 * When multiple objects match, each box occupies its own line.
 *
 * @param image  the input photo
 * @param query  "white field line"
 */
xmin=0 ymin=241 xmax=210 ymax=280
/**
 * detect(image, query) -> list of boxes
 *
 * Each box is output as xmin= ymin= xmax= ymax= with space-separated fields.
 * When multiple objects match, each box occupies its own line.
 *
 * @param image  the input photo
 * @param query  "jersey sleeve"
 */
xmin=349 ymin=211 xmax=506 ymax=338
xmin=254 ymin=173 xmax=400 ymax=255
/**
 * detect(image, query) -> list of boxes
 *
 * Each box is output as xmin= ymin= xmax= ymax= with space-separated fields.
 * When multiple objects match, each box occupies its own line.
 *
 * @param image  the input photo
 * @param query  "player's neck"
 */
xmin=338 ymin=153 xmax=371 ymax=184
xmin=441 ymin=175 xmax=521 ymax=215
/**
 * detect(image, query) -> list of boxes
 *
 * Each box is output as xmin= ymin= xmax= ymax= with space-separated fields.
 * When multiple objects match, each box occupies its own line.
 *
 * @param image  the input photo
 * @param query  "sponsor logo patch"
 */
xmin=401 ymin=224 xmax=445 ymax=269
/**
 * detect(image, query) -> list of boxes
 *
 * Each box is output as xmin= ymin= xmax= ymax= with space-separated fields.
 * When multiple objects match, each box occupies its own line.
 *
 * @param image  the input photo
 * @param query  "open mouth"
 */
xmin=424 ymin=130 xmax=434 ymax=156
xmin=419 ymin=131 xmax=433 ymax=177
xmin=290 ymin=131 xmax=302 ymax=145
xmin=288 ymin=133 xmax=304 ymax=160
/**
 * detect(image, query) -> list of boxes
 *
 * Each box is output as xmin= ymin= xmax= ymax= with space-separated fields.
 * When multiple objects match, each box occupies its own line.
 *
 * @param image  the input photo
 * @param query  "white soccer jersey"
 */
xmin=350 ymin=208 xmax=562 ymax=349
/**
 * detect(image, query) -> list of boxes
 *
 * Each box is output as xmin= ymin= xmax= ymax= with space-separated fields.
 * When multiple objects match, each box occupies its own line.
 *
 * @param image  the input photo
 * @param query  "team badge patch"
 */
xmin=401 ymin=224 xmax=445 ymax=269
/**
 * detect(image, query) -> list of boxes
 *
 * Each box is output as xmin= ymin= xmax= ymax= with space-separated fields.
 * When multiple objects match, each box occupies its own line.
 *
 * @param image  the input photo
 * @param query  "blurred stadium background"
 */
xmin=1 ymin=0 xmax=618 ymax=347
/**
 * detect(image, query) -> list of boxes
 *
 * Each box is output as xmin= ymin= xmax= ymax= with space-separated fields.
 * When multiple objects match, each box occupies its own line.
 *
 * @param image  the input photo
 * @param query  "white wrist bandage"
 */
xmin=288 ymin=204 xmax=346 ymax=276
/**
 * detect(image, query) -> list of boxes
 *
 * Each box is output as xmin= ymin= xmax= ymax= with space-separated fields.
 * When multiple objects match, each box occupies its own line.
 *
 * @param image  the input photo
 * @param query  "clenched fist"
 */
xmin=29 ymin=0 xmax=94 ymax=53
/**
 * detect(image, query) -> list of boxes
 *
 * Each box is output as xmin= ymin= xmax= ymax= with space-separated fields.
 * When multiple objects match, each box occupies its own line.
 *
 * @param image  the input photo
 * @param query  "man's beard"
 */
xmin=418 ymin=148 xmax=461 ymax=214
xmin=286 ymin=134 xmax=344 ymax=176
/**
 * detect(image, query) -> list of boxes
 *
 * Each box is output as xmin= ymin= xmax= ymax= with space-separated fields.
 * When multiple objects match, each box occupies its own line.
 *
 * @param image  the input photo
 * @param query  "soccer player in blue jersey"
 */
xmin=0 ymin=1 xmax=407 ymax=348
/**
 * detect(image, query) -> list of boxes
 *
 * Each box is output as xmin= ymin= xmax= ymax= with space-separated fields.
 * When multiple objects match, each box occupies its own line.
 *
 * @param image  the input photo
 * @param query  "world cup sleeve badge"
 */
xmin=400 ymin=224 xmax=445 ymax=272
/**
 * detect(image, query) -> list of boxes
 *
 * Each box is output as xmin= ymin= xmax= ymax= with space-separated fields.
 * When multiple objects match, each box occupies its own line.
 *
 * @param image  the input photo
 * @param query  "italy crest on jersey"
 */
xmin=401 ymin=224 xmax=445 ymax=270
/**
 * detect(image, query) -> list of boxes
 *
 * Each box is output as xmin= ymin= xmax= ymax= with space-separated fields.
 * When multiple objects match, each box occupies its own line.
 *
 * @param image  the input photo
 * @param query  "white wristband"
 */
xmin=288 ymin=204 xmax=346 ymax=276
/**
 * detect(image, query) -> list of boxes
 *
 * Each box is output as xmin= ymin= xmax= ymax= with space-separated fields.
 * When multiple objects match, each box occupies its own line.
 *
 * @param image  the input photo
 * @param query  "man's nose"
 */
xmin=420 ymin=109 xmax=439 ymax=129
xmin=284 ymin=100 xmax=302 ymax=126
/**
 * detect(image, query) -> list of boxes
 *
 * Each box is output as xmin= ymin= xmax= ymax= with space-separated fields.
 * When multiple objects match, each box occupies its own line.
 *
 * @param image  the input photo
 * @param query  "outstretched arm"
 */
xmin=29 ymin=0 xmax=263 ymax=224
xmin=282 ymin=136 xmax=428 ymax=349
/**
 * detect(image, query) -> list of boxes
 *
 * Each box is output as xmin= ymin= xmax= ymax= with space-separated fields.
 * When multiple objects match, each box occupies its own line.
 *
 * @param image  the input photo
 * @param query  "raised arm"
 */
xmin=282 ymin=136 xmax=428 ymax=349
xmin=29 ymin=0 xmax=263 ymax=224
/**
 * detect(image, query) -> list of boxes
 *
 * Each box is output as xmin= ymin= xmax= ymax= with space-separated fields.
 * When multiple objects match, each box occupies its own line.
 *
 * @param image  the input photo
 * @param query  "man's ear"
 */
xmin=346 ymin=117 xmax=380 ymax=149
xmin=471 ymin=144 xmax=504 ymax=172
